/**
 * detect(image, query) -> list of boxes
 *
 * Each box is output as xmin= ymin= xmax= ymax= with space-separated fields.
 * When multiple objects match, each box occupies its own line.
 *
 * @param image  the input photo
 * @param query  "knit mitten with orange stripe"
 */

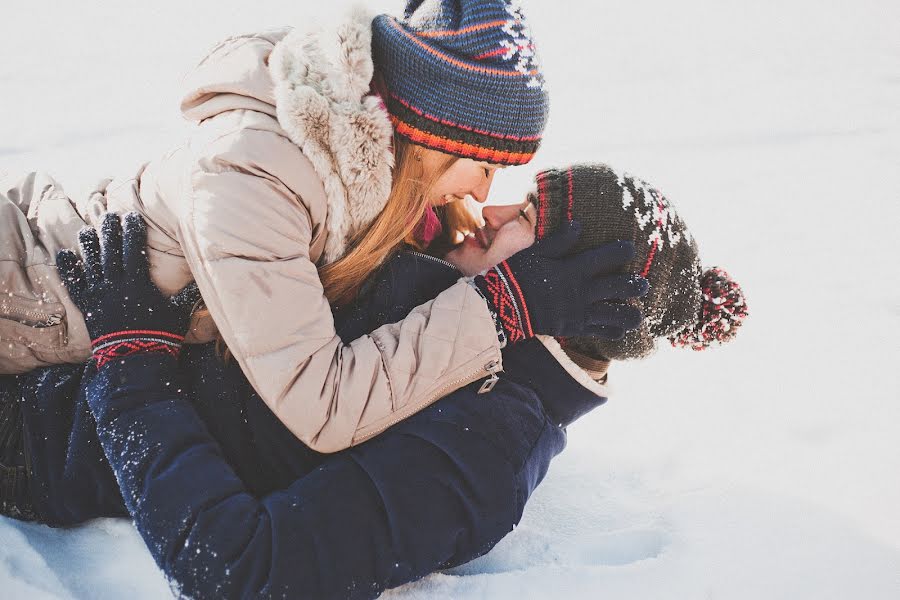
xmin=473 ymin=221 xmax=648 ymax=345
xmin=56 ymin=212 xmax=199 ymax=369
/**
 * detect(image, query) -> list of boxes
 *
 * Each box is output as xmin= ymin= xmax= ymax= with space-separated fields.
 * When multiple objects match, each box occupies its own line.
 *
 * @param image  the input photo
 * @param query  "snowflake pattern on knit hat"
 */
xmin=616 ymin=171 xmax=694 ymax=278
xmin=500 ymin=0 xmax=546 ymax=90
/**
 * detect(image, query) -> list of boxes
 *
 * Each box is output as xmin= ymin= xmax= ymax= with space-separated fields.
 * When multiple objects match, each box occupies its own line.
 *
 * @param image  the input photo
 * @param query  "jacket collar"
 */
xmin=268 ymin=7 xmax=395 ymax=265
xmin=502 ymin=338 xmax=609 ymax=428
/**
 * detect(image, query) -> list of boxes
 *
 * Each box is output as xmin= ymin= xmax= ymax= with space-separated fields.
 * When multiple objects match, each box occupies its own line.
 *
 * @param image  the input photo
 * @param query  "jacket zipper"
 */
xmin=355 ymin=358 xmax=502 ymax=444
xmin=407 ymin=251 xmax=460 ymax=272
xmin=0 ymin=301 xmax=62 ymax=328
xmin=478 ymin=359 xmax=503 ymax=393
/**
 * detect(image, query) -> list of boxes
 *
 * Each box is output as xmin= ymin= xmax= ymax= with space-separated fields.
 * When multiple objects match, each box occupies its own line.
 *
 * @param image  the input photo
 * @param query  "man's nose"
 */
xmin=482 ymin=205 xmax=518 ymax=229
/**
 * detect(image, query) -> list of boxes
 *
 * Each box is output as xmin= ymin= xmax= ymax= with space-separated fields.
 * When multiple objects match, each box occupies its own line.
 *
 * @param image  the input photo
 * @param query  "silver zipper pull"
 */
xmin=33 ymin=314 xmax=63 ymax=328
xmin=478 ymin=360 xmax=502 ymax=394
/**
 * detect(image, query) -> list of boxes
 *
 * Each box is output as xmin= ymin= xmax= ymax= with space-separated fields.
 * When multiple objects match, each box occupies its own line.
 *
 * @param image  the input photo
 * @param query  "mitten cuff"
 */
xmin=473 ymin=261 xmax=534 ymax=344
xmin=91 ymin=329 xmax=184 ymax=368
xmin=467 ymin=279 xmax=508 ymax=349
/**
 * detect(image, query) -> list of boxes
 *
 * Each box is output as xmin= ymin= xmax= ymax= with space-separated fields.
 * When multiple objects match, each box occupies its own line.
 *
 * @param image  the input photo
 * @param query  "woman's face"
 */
xmin=421 ymin=152 xmax=502 ymax=206
xmin=444 ymin=200 xmax=537 ymax=276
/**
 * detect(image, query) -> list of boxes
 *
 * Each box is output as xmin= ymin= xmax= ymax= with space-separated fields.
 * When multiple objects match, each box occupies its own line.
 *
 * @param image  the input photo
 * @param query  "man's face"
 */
xmin=444 ymin=200 xmax=537 ymax=276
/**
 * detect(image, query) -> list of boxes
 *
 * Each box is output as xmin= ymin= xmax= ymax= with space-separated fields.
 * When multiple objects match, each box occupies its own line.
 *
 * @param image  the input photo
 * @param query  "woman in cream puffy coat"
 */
xmin=0 ymin=3 xmax=640 ymax=453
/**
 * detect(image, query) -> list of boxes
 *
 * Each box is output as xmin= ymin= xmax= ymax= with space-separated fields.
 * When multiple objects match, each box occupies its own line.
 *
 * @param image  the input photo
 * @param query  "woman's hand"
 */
xmin=56 ymin=212 xmax=200 ymax=367
xmin=474 ymin=220 xmax=647 ymax=344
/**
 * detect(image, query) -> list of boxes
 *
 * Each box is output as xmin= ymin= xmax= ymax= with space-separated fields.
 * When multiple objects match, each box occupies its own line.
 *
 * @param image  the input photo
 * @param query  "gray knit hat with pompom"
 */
xmin=530 ymin=164 xmax=748 ymax=361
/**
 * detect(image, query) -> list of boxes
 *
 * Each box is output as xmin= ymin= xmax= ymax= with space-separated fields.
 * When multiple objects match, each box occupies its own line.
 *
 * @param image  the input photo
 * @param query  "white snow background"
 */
xmin=2 ymin=1 xmax=899 ymax=598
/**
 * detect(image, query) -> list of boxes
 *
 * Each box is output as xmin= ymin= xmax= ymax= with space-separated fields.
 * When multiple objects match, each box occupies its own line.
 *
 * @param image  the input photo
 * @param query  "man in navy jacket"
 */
xmin=8 ymin=214 xmax=611 ymax=599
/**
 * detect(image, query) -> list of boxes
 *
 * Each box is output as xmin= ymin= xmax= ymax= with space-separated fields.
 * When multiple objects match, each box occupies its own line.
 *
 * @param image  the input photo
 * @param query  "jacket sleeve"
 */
xmin=178 ymin=129 xmax=501 ymax=453
xmin=86 ymin=354 xmax=526 ymax=600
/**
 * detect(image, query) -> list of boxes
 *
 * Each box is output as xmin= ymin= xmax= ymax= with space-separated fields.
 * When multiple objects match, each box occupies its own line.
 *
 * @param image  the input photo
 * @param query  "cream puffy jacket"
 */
xmin=0 ymin=12 xmax=504 ymax=452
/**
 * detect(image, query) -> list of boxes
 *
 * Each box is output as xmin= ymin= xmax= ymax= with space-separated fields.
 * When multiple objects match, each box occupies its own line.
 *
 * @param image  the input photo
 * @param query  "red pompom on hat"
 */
xmin=669 ymin=267 xmax=748 ymax=351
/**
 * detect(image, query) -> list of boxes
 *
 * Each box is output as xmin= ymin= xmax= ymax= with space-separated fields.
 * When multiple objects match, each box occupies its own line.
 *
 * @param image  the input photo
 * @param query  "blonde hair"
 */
xmin=320 ymin=133 xmax=464 ymax=306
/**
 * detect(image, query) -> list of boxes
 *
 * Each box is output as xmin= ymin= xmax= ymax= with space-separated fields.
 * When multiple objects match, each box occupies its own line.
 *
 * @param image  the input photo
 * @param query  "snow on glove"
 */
xmin=56 ymin=212 xmax=200 ymax=368
xmin=474 ymin=221 xmax=648 ymax=345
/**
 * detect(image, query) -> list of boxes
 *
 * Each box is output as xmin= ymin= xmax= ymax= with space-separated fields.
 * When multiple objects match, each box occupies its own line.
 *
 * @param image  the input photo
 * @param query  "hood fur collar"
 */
xmin=268 ymin=7 xmax=394 ymax=265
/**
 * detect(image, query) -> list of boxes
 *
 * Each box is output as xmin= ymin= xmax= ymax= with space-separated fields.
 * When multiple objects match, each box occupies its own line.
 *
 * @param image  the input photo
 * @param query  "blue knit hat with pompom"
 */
xmin=372 ymin=0 xmax=549 ymax=165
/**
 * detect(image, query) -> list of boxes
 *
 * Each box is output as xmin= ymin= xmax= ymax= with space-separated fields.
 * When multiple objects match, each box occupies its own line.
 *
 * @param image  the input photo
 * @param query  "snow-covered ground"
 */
xmin=2 ymin=1 xmax=899 ymax=598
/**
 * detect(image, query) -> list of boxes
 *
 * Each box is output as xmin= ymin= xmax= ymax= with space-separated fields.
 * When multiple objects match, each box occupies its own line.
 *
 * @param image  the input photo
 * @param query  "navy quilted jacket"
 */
xmin=22 ymin=253 xmax=606 ymax=599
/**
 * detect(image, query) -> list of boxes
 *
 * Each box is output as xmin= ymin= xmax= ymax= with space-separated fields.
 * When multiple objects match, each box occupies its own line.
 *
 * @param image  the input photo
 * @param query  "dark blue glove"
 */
xmin=56 ymin=212 xmax=199 ymax=368
xmin=475 ymin=221 xmax=647 ymax=344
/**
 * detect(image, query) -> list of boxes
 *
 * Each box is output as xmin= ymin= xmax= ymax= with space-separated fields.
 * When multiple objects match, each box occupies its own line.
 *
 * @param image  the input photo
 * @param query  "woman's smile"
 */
xmin=461 ymin=234 xmax=485 ymax=250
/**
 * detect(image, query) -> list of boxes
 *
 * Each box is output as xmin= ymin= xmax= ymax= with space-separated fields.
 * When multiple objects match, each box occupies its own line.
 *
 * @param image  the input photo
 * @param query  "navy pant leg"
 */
xmin=19 ymin=365 xmax=127 ymax=525
xmin=1 ymin=373 xmax=33 ymax=519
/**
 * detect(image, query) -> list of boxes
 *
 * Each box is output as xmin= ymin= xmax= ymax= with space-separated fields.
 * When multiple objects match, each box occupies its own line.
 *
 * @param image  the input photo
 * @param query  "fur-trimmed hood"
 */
xmin=180 ymin=8 xmax=394 ymax=264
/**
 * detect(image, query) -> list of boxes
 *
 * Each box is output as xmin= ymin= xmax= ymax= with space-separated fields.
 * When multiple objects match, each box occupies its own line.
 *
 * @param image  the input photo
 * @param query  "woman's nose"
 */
xmin=469 ymin=171 xmax=495 ymax=204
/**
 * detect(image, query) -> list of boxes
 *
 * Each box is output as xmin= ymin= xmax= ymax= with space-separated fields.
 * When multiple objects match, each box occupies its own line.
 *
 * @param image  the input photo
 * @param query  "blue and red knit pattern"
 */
xmin=372 ymin=0 xmax=549 ymax=165
xmin=476 ymin=260 xmax=534 ymax=343
xmin=92 ymin=330 xmax=184 ymax=368
xmin=533 ymin=168 xmax=575 ymax=241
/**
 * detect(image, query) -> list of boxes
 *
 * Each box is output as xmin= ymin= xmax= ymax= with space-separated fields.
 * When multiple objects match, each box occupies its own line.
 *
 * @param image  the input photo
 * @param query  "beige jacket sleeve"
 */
xmin=179 ymin=129 xmax=502 ymax=453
